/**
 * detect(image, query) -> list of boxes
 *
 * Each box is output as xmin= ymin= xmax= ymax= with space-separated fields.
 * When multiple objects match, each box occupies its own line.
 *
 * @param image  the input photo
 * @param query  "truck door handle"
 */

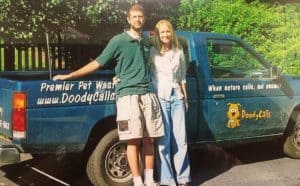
xmin=213 ymin=94 xmax=225 ymax=99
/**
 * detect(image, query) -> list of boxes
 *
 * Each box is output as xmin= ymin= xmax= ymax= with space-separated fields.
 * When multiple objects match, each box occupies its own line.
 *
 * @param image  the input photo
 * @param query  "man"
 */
xmin=53 ymin=4 xmax=163 ymax=186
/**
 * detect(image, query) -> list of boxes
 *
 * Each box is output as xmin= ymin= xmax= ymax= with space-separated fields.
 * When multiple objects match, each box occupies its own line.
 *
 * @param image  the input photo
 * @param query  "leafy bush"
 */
xmin=177 ymin=0 xmax=300 ymax=75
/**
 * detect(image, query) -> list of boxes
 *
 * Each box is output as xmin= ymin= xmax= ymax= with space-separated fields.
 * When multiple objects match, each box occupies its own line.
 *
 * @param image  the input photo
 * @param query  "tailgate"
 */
xmin=0 ymin=79 xmax=14 ymax=137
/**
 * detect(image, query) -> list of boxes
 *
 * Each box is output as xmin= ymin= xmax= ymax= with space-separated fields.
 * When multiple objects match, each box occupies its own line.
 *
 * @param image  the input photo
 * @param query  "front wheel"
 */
xmin=86 ymin=129 xmax=132 ymax=186
xmin=283 ymin=114 xmax=300 ymax=159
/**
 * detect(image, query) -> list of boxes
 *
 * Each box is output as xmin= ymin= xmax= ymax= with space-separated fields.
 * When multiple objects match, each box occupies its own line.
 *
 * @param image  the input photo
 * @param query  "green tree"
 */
xmin=0 ymin=0 xmax=180 ymax=44
xmin=268 ymin=4 xmax=300 ymax=74
xmin=178 ymin=0 xmax=279 ymax=45
xmin=79 ymin=0 xmax=180 ymax=42
xmin=0 ymin=0 xmax=80 ymax=43
xmin=177 ymin=0 xmax=300 ymax=75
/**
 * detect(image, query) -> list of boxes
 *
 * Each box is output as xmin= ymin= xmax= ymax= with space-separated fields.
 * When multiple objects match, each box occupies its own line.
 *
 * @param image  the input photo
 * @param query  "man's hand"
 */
xmin=53 ymin=74 xmax=72 ymax=81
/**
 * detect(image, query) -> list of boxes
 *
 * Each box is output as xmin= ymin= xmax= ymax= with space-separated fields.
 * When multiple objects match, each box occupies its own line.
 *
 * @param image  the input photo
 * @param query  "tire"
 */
xmin=86 ymin=129 xmax=132 ymax=186
xmin=283 ymin=114 xmax=300 ymax=159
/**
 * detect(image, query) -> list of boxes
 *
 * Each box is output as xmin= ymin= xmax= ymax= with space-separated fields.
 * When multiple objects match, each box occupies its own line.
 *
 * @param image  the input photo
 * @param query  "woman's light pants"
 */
xmin=157 ymin=93 xmax=191 ymax=185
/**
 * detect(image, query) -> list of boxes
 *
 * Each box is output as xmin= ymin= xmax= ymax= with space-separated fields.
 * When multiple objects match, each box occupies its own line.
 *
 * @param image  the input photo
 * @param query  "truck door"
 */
xmin=202 ymin=38 xmax=288 ymax=141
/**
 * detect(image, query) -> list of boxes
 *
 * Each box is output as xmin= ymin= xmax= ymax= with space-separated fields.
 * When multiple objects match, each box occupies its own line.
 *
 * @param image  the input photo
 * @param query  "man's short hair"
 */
xmin=127 ymin=3 xmax=145 ymax=17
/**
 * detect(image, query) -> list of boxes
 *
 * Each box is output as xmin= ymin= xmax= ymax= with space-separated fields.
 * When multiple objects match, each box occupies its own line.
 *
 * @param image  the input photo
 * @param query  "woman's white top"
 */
xmin=150 ymin=47 xmax=186 ymax=101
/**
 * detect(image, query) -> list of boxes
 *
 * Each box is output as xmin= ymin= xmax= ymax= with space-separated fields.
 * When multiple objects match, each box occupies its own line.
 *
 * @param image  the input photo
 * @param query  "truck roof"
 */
xmin=175 ymin=30 xmax=242 ymax=41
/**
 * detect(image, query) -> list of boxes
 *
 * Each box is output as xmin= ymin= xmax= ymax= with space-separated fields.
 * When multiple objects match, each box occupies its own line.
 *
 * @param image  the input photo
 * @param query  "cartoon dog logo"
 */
xmin=227 ymin=103 xmax=241 ymax=128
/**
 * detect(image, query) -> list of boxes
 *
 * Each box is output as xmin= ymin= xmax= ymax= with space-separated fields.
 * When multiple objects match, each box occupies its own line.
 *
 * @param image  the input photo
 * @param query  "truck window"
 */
xmin=207 ymin=39 xmax=270 ymax=79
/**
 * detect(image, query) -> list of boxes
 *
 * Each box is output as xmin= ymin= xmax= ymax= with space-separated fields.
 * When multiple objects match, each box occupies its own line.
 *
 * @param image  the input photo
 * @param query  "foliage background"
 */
xmin=0 ymin=0 xmax=299 ymax=74
xmin=177 ymin=0 xmax=300 ymax=75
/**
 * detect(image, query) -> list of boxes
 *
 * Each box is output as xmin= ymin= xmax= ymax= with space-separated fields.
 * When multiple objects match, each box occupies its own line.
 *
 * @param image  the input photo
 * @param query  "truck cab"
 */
xmin=176 ymin=31 xmax=300 ymax=158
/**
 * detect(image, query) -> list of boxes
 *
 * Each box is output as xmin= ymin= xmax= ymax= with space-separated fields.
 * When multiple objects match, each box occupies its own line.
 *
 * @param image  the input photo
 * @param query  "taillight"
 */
xmin=12 ymin=92 xmax=27 ymax=138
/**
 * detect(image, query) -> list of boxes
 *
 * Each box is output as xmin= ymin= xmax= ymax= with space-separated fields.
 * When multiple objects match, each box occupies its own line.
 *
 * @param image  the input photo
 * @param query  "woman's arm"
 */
xmin=178 ymin=49 xmax=188 ymax=110
xmin=181 ymin=82 xmax=188 ymax=111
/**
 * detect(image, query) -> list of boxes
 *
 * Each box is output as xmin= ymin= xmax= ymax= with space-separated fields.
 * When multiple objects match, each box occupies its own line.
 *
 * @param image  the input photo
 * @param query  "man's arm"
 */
xmin=53 ymin=60 xmax=101 ymax=81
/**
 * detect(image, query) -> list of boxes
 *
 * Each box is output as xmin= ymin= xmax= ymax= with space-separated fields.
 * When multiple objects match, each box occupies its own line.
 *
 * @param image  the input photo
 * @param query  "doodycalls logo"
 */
xmin=227 ymin=103 xmax=241 ymax=128
xmin=226 ymin=103 xmax=272 ymax=128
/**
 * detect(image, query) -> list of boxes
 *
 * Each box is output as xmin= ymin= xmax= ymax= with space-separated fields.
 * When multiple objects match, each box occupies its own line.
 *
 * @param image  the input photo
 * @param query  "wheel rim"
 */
xmin=105 ymin=141 xmax=130 ymax=182
xmin=292 ymin=123 xmax=300 ymax=148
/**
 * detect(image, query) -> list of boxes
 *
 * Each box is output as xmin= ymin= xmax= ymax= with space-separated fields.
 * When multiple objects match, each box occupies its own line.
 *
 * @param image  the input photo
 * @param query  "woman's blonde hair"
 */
xmin=153 ymin=19 xmax=181 ymax=54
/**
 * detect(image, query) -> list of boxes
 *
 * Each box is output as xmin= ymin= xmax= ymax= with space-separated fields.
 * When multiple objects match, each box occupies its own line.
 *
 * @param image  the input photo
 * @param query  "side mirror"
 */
xmin=270 ymin=66 xmax=282 ymax=78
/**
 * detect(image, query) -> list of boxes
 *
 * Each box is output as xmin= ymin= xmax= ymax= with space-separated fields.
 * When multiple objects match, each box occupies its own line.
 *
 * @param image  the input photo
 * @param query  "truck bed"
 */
xmin=0 ymin=70 xmax=115 ymax=81
xmin=0 ymin=71 xmax=56 ymax=80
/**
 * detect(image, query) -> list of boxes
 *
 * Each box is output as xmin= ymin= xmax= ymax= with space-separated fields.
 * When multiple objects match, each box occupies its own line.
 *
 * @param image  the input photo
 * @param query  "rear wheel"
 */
xmin=86 ymin=129 xmax=132 ymax=186
xmin=283 ymin=114 xmax=300 ymax=159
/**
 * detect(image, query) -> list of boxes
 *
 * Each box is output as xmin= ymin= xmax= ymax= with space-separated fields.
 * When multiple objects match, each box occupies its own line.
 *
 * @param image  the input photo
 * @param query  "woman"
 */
xmin=149 ymin=19 xmax=191 ymax=186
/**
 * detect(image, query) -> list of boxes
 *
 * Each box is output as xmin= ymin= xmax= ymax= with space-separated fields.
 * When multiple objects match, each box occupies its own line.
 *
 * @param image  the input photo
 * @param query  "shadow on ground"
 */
xmin=0 ymin=154 xmax=92 ymax=186
xmin=189 ymin=141 xmax=285 ymax=186
xmin=0 ymin=141 xmax=284 ymax=186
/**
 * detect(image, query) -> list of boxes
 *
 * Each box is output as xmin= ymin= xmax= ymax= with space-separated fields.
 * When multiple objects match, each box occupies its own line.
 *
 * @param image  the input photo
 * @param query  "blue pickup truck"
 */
xmin=0 ymin=31 xmax=299 ymax=186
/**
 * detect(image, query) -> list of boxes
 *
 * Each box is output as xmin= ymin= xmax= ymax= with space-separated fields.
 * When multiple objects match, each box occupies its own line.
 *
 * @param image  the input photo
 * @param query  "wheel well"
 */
xmin=82 ymin=116 xmax=117 ymax=162
xmin=283 ymin=106 xmax=300 ymax=138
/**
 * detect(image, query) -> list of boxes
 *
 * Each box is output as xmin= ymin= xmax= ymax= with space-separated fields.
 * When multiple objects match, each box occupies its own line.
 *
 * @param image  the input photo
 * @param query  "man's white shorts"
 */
xmin=116 ymin=93 xmax=164 ymax=141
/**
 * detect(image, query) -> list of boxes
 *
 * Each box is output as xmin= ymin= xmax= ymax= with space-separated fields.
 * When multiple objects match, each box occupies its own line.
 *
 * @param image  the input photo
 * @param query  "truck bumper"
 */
xmin=0 ymin=138 xmax=20 ymax=163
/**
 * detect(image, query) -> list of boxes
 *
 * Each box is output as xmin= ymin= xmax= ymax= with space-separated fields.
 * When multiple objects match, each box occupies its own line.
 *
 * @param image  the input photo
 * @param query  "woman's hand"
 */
xmin=112 ymin=76 xmax=121 ymax=85
xmin=184 ymin=97 xmax=188 ymax=112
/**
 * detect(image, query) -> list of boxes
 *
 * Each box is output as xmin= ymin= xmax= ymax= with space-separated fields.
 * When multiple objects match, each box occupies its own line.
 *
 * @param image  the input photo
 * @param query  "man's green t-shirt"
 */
xmin=96 ymin=32 xmax=151 ymax=97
